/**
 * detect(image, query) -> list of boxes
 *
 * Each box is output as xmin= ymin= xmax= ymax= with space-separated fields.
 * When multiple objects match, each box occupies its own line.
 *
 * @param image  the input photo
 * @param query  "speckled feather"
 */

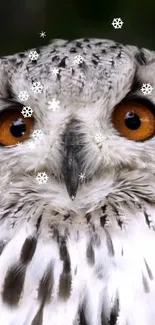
xmin=0 ymin=38 xmax=155 ymax=324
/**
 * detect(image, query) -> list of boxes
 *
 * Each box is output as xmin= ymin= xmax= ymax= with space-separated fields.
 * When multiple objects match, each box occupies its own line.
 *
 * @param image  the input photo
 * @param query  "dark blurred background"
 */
xmin=0 ymin=0 xmax=155 ymax=55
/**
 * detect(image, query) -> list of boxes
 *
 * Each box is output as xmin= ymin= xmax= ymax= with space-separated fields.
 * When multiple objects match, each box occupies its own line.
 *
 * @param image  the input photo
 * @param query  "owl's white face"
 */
xmin=0 ymin=38 xmax=155 ymax=215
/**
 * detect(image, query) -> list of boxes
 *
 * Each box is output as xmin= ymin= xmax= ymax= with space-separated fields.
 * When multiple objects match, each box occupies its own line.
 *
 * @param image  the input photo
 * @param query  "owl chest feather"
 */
xmin=0 ymin=201 xmax=155 ymax=325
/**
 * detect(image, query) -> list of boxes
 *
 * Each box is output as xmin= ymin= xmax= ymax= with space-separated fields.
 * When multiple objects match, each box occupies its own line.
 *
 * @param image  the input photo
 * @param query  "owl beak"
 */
xmin=62 ymin=146 xmax=79 ymax=200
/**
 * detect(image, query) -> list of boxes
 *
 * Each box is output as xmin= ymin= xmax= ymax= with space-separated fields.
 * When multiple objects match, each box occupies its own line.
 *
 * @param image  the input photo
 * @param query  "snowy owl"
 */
xmin=0 ymin=38 xmax=155 ymax=325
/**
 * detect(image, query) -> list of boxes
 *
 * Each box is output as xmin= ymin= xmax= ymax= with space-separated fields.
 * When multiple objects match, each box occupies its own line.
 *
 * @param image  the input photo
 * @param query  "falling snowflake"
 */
xmin=73 ymin=55 xmax=84 ymax=65
xmin=36 ymin=172 xmax=49 ymax=184
xmin=48 ymin=98 xmax=60 ymax=111
xmin=139 ymin=160 xmax=148 ymax=169
xmin=28 ymin=141 xmax=36 ymax=150
xmin=112 ymin=18 xmax=124 ymax=29
xmin=94 ymin=133 xmax=104 ymax=147
xmin=16 ymin=141 xmax=23 ymax=148
xmin=28 ymin=50 xmax=39 ymax=61
xmin=31 ymin=82 xmax=43 ymax=94
xmin=32 ymin=129 xmax=44 ymax=141
xmin=40 ymin=31 xmax=46 ymax=38
xmin=79 ymin=173 xmax=86 ymax=182
xmin=21 ymin=106 xmax=33 ymax=118
xmin=52 ymin=67 xmax=59 ymax=76
xmin=18 ymin=91 xmax=29 ymax=102
xmin=141 ymin=83 xmax=153 ymax=95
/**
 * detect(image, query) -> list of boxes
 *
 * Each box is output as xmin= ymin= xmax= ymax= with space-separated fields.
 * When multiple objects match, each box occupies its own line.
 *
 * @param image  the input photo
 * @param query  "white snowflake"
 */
xmin=94 ymin=133 xmax=104 ymax=147
xmin=21 ymin=106 xmax=33 ymax=118
xmin=18 ymin=91 xmax=29 ymax=102
xmin=31 ymin=82 xmax=43 ymax=94
xmin=47 ymin=98 xmax=60 ymax=111
xmin=16 ymin=141 xmax=23 ymax=148
xmin=28 ymin=50 xmax=39 ymax=61
xmin=79 ymin=173 xmax=86 ymax=182
xmin=32 ymin=129 xmax=44 ymax=141
xmin=141 ymin=83 xmax=153 ymax=95
xmin=36 ymin=172 xmax=49 ymax=184
xmin=112 ymin=18 xmax=124 ymax=29
xmin=40 ymin=31 xmax=46 ymax=38
xmin=51 ymin=67 xmax=59 ymax=76
xmin=28 ymin=141 xmax=36 ymax=150
xmin=140 ymin=162 xmax=147 ymax=169
xmin=73 ymin=55 xmax=84 ymax=65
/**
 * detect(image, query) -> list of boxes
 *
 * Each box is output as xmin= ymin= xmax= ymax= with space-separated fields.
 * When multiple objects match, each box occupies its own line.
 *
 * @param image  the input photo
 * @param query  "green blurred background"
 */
xmin=0 ymin=0 xmax=155 ymax=55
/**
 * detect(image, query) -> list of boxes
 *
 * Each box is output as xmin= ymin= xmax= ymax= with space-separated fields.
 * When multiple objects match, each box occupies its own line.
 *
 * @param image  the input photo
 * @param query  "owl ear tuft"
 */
xmin=135 ymin=50 xmax=147 ymax=66
xmin=136 ymin=47 xmax=155 ymax=66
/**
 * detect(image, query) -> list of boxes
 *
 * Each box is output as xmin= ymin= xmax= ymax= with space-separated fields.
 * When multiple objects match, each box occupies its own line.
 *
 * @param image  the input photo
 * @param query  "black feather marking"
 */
xmin=104 ymin=230 xmax=115 ymax=257
xmin=31 ymin=307 xmax=43 ymax=325
xmin=76 ymin=42 xmax=82 ymax=48
xmin=117 ymin=51 xmax=122 ymax=59
xmin=110 ymin=203 xmax=123 ymax=229
xmin=86 ymin=241 xmax=95 ymax=265
xmin=95 ymin=42 xmax=103 ymax=46
xmin=52 ymin=55 xmax=59 ymax=62
xmin=58 ymin=271 xmax=72 ymax=300
xmin=72 ymin=68 xmax=75 ymax=75
xmin=79 ymin=308 xmax=88 ymax=325
xmin=63 ymin=213 xmax=70 ymax=220
xmin=116 ymin=218 xmax=123 ymax=229
xmin=101 ymin=205 xmax=107 ymax=214
xmin=58 ymin=56 xmax=67 ymax=68
xmin=20 ymin=237 xmax=37 ymax=264
xmin=144 ymin=259 xmax=154 ymax=280
xmin=100 ymin=205 xmax=108 ymax=227
xmin=36 ymin=214 xmax=43 ymax=231
xmin=38 ymin=263 xmax=54 ymax=303
xmin=91 ymin=59 xmax=98 ymax=65
xmin=31 ymin=264 xmax=54 ymax=324
xmin=59 ymin=237 xmax=70 ymax=269
xmin=1 ymin=202 xmax=17 ymax=220
xmin=58 ymin=237 xmax=72 ymax=299
xmin=85 ymin=212 xmax=91 ymax=223
xmin=2 ymin=264 xmax=26 ymax=305
xmin=100 ymin=216 xmax=107 ymax=227
xmin=142 ymin=273 xmax=150 ymax=293
xmin=0 ymin=240 xmax=7 ymax=255
xmin=70 ymin=47 xmax=77 ymax=53
xmin=143 ymin=209 xmax=151 ymax=228
xmin=92 ymin=232 xmax=101 ymax=247
xmin=108 ymin=296 xmax=119 ymax=325
xmin=92 ymin=53 xmax=100 ymax=60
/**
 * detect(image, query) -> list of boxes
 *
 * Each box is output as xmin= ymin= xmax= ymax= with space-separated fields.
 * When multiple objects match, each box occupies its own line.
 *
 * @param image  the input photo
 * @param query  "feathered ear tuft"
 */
xmin=135 ymin=49 xmax=147 ymax=65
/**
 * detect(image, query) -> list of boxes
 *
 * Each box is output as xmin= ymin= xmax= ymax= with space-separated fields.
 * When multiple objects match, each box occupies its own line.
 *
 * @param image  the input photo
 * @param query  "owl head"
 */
xmin=0 ymin=38 xmax=155 ymax=215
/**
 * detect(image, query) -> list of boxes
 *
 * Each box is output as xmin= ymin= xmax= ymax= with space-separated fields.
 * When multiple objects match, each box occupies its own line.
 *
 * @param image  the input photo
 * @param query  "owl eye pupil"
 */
xmin=125 ymin=111 xmax=141 ymax=130
xmin=10 ymin=118 xmax=26 ymax=138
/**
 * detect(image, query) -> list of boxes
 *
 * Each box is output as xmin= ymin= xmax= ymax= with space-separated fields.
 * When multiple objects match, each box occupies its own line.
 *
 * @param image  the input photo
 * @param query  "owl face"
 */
xmin=0 ymin=38 xmax=155 ymax=213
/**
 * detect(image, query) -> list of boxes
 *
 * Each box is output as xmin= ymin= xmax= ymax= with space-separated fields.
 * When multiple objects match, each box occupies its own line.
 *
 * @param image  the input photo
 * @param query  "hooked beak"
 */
xmin=63 ymin=147 xmax=79 ymax=200
xmin=62 ymin=130 xmax=81 ymax=200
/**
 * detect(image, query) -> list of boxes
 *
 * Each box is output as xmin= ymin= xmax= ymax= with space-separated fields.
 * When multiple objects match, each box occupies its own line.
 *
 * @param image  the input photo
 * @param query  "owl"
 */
xmin=0 ymin=38 xmax=155 ymax=325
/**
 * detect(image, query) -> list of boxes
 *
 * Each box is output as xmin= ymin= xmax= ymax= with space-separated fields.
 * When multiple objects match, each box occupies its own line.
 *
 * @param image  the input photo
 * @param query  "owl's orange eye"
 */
xmin=112 ymin=101 xmax=155 ymax=141
xmin=0 ymin=107 xmax=34 ymax=146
